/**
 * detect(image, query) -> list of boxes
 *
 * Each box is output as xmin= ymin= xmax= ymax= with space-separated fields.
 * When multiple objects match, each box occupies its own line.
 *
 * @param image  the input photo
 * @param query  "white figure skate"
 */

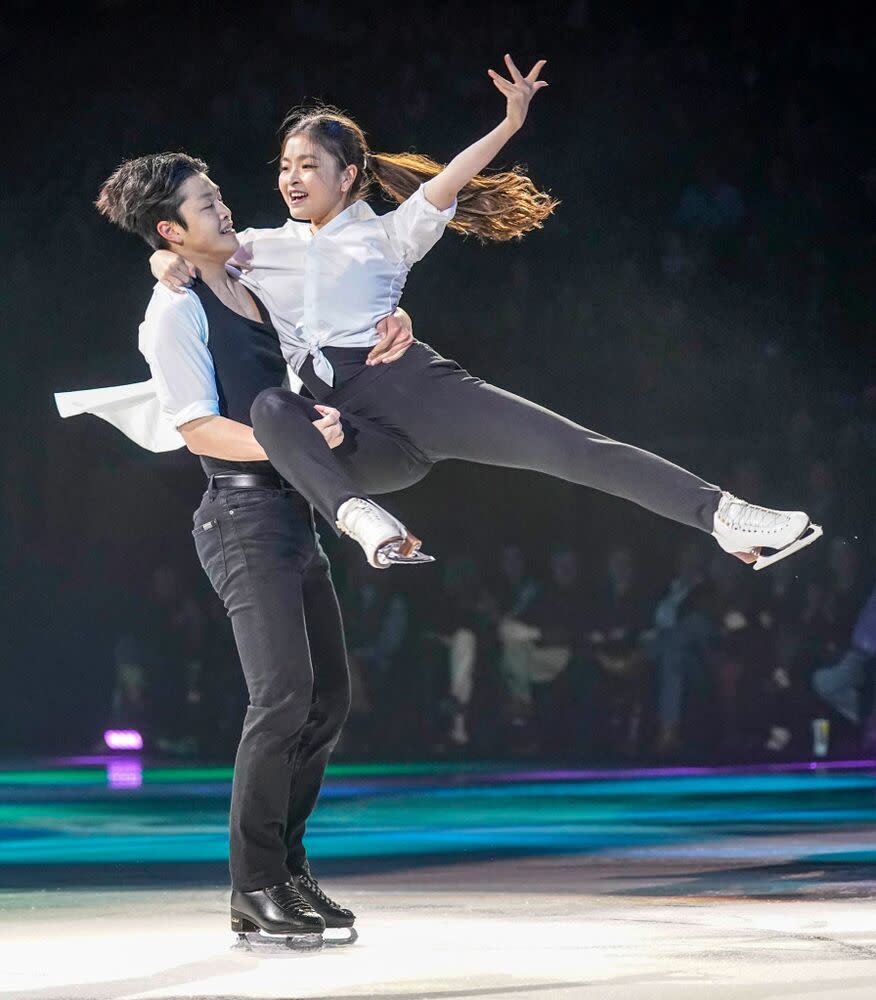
xmin=712 ymin=492 xmax=823 ymax=571
xmin=336 ymin=498 xmax=435 ymax=569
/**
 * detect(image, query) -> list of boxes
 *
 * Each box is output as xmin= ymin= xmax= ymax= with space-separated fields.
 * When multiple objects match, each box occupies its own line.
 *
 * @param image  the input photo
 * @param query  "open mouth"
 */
xmin=287 ymin=190 xmax=308 ymax=206
xmin=219 ymin=223 xmax=235 ymax=235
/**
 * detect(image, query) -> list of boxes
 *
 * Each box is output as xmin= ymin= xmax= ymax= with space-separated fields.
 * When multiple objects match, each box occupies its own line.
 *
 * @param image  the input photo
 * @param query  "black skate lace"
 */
xmin=265 ymin=881 xmax=311 ymax=913
xmin=299 ymin=871 xmax=342 ymax=910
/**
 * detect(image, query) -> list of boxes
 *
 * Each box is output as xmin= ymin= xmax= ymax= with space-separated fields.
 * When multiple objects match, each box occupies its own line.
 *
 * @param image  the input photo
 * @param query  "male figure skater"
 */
xmin=56 ymin=152 xmax=416 ymax=946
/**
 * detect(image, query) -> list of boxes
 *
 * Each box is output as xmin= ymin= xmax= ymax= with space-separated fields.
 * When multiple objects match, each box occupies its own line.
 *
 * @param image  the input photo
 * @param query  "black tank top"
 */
xmin=190 ymin=279 xmax=287 ymax=478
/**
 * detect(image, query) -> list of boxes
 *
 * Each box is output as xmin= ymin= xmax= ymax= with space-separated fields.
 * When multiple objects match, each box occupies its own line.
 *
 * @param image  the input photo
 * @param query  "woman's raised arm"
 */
xmin=422 ymin=54 xmax=547 ymax=211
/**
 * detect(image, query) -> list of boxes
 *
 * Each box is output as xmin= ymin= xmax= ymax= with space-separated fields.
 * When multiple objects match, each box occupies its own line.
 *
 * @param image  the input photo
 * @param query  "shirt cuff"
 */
xmin=417 ymin=182 xmax=457 ymax=220
xmin=172 ymin=400 xmax=220 ymax=429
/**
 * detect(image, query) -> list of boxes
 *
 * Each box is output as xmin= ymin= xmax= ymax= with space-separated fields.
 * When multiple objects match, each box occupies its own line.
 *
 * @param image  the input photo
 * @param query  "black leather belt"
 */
xmin=208 ymin=473 xmax=286 ymax=491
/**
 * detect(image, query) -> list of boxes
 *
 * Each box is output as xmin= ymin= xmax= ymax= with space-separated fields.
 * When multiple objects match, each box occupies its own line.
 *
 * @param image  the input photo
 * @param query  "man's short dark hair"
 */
xmin=95 ymin=152 xmax=209 ymax=250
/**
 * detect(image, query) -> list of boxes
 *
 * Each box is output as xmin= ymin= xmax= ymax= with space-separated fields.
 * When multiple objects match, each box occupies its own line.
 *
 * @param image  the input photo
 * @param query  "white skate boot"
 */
xmin=712 ymin=492 xmax=823 ymax=571
xmin=336 ymin=498 xmax=435 ymax=569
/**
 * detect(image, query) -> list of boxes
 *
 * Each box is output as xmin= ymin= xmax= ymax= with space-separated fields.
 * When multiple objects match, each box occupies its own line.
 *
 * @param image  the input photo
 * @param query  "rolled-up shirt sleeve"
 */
xmin=383 ymin=183 xmax=457 ymax=265
xmin=138 ymin=287 xmax=219 ymax=429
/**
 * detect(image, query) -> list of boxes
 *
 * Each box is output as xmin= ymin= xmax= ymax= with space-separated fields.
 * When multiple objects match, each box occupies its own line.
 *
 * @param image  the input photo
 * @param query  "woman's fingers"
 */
xmin=504 ymin=53 xmax=523 ymax=82
xmin=491 ymin=59 xmax=548 ymax=97
xmin=170 ymin=263 xmax=194 ymax=292
xmin=312 ymin=407 xmax=344 ymax=448
xmin=378 ymin=346 xmax=408 ymax=364
xmin=526 ymin=59 xmax=547 ymax=83
xmin=488 ymin=71 xmax=515 ymax=94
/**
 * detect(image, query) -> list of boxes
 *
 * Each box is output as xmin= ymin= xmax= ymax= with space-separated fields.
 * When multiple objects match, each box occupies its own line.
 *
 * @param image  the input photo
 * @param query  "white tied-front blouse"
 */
xmin=54 ymin=184 xmax=457 ymax=451
xmin=235 ymin=183 xmax=457 ymax=386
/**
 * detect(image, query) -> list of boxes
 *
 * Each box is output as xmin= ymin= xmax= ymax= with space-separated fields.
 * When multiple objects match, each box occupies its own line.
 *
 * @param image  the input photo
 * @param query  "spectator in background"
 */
xmin=708 ymin=552 xmax=768 ymax=757
xmin=107 ymin=634 xmax=150 ymax=736
xmin=755 ymin=557 xmax=807 ymax=756
xmin=813 ymin=581 xmax=876 ymax=735
xmin=757 ymin=540 xmax=866 ymax=757
xmin=145 ymin=565 xmax=205 ymax=753
xmin=498 ymin=545 xmax=588 ymax=753
xmin=109 ymin=566 xmax=206 ymax=754
xmin=649 ymin=542 xmax=718 ymax=758
xmin=586 ymin=546 xmax=652 ymax=757
xmin=491 ymin=543 xmax=541 ymax=621
xmin=424 ymin=554 xmax=494 ymax=751
xmin=339 ymin=556 xmax=410 ymax=754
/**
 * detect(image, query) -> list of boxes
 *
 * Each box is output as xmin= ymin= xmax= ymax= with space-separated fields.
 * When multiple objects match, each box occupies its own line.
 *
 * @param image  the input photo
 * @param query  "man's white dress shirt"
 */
xmin=54 ymin=184 xmax=456 ymax=452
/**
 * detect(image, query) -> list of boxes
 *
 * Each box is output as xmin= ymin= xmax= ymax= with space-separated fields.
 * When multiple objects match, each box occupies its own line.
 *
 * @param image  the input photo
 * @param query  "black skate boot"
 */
xmin=230 ymin=881 xmax=325 ymax=952
xmin=291 ymin=861 xmax=357 ymax=946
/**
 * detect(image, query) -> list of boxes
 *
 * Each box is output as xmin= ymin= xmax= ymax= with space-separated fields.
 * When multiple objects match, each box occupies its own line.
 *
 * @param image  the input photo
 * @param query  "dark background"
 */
xmin=2 ymin=0 xmax=873 ymax=758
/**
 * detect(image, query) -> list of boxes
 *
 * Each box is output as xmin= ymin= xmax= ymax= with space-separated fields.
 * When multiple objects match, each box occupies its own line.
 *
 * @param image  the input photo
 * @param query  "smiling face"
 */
xmin=157 ymin=173 xmax=239 ymax=259
xmin=279 ymin=133 xmax=358 ymax=227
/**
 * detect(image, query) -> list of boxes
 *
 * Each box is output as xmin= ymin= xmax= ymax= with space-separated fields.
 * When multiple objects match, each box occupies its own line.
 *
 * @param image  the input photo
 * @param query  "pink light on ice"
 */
xmin=103 ymin=729 xmax=144 ymax=751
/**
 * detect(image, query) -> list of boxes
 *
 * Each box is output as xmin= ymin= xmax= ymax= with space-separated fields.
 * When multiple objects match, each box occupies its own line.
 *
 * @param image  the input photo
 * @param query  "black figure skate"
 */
xmin=292 ymin=862 xmax=358 ymax=946
xmin=230 ymin=882 xmax=325 ymax=952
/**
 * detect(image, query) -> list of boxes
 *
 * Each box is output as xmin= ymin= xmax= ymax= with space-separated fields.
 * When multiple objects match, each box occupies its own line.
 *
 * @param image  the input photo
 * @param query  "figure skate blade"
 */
xmin=232 ymin=928 xmax=323 ymax=953
xmin=753 ymin=524 xmax=823 ymax=571
xmin=324 ymin=926 xmax=359 ymax=947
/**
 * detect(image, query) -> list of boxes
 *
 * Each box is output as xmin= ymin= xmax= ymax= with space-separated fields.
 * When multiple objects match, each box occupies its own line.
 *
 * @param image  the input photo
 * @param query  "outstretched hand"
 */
xmin=487 ymin=54 xmax=548 ymax=132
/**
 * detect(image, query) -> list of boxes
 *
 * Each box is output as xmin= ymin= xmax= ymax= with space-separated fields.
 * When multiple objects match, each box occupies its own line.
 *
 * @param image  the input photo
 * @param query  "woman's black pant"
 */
xmin=250 ymin=342 xmax=722 ymax=535
xmin=193 ymin=484 xmax=350 ymax=892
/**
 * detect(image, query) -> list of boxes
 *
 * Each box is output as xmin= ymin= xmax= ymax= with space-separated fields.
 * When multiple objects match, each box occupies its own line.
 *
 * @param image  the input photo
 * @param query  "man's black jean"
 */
xmin=193 ymin=483 xmax=350 ymax=892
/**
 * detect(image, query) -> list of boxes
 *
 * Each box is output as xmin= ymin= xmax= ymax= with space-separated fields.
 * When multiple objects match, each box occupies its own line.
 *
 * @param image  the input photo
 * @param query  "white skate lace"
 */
xmin=718 ymin=495 xmax=790 ymax=537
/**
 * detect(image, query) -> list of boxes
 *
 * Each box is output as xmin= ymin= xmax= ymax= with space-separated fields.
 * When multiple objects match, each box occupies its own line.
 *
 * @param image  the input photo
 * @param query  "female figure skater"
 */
xmin=152 ymin=55 xmax=821 ymax=571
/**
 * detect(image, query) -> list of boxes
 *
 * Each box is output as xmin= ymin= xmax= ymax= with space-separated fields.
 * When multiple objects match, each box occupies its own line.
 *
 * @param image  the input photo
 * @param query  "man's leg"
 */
xmin=193 ymin=487 xmax=318 ymax=892
xmin=279 ymin=539 xmax=358 ymax=931
xmin=283 ymin=541 xmax=351 ymax=873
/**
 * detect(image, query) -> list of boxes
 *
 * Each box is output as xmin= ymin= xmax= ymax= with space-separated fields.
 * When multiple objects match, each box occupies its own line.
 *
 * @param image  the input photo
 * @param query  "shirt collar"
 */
xmin=305 ymin=198 xmax=376 ymax=237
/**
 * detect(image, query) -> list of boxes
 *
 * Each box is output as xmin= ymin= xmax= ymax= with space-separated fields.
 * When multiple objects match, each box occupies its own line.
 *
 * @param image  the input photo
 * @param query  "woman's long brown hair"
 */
xmin=279 ymin=105 xmax=559 ymax=241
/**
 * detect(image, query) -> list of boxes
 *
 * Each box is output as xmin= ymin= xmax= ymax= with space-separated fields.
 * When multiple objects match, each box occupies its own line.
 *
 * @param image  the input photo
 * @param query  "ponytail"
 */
xmin=368 ymin=151 xmax=558 ymax=242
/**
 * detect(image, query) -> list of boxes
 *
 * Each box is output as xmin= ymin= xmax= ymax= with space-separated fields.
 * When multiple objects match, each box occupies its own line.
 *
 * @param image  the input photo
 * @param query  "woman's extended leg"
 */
xmin=326 ymin=344 xmax=817 ymax=564
xmin=396 ymin=369 xmax=723 ymax=533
